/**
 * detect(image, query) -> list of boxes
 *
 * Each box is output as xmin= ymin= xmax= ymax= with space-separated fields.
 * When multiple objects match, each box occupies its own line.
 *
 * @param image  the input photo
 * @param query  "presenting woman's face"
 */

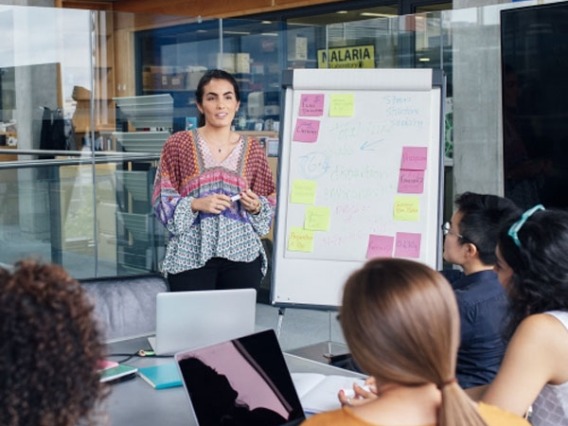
xmin=197 ymin=78 xmax=240 ymax=129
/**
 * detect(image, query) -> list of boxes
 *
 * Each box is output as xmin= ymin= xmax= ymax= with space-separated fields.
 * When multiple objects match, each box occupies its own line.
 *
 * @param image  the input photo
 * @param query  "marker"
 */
xmin=230 ymin=194 xmax=241 ymax=202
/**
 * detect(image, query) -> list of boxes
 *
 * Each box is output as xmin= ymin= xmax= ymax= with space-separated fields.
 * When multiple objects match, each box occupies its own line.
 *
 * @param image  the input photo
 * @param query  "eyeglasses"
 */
xmin=441 ymin=222 xmax=470 ymax=243
xmin=508 ymin=204 xmax=545 ymax=248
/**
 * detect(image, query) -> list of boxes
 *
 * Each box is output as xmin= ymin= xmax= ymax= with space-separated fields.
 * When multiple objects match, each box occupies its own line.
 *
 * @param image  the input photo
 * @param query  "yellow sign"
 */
xmin=317 ymin=45 xmax=375 ymax=69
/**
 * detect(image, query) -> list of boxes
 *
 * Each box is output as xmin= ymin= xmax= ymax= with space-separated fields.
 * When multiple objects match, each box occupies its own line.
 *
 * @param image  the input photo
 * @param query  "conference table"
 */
xmin=101 ymin=334 xmax=364 ymax=425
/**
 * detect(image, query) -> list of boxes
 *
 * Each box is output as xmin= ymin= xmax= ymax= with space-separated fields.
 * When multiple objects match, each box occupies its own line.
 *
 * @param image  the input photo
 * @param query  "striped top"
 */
xmin=152 ymin=130 xmax=276 ymax=275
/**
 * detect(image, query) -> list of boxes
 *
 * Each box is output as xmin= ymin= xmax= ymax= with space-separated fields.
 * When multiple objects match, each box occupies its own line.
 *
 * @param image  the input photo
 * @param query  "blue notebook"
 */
xmin=137 ymin=363 xmax=183 ymax=390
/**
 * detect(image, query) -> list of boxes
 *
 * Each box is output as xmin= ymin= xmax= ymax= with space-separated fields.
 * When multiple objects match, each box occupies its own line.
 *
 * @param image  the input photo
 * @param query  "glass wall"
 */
xmin=0 ymin=6 xmax=164 ymax=278
xmin=0 ymin=1 xmax=562 ymax=279
xmin=134 ymin=10 xmax=454 ymax=138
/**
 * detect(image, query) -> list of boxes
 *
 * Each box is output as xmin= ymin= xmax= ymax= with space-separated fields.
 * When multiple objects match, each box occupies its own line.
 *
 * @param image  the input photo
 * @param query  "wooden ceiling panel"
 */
xmin=64 ymin=0 xmax=344 ymax=18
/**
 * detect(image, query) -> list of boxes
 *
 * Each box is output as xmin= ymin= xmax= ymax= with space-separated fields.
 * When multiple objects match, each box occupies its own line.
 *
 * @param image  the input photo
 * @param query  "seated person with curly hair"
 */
xmin=0 ymin=259 xmax=107 ymax=426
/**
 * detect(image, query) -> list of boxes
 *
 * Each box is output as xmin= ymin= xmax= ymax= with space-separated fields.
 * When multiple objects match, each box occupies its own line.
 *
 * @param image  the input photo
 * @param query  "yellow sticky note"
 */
xmin=305 ymin=206 xmax=331 ymax=231
xmin=291 ymin=179 xmax=317 ymax=204
xmin=393 ymin=196 xmax=420 ymax=222
xmin=329 ymin=94 xmax=354 ymax=117
xmin=288 ymin=227 xmax=315 ymax=252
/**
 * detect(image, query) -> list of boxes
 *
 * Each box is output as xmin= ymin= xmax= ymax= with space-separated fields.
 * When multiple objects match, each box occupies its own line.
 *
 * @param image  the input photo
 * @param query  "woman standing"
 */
xmin=152 ymin=69 xmax=276 ymax=292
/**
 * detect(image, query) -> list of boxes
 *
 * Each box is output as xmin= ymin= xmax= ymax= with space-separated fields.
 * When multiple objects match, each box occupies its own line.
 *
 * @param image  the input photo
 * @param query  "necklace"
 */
xmin=203 ymin=132 xmax=238 ymax=154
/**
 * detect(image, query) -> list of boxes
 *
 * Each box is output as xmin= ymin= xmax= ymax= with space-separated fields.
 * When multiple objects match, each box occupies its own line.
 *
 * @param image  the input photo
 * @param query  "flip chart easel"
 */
xmin=271 ymin=68 xmax=445 ymax=357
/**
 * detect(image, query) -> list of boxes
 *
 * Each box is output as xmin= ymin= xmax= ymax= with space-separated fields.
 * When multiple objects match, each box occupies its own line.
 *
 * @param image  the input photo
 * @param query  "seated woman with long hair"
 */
xmin=481 ymin=206 xmax=568 ymax=425
xmin=302 ymin=258 xmax=528 ymax=426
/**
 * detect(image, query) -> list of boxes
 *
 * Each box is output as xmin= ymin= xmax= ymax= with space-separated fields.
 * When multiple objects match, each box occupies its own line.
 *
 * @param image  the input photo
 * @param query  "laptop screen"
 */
xmin=175 ymin=329 xmax=306 ymax=426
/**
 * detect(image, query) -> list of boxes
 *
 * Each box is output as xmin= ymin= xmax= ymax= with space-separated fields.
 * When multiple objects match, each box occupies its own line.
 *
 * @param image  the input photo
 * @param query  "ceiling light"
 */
xmin=224 ymin=30 xmax=250 ymax=35
xmin=360 ymin=12 xmax=396 ymax=18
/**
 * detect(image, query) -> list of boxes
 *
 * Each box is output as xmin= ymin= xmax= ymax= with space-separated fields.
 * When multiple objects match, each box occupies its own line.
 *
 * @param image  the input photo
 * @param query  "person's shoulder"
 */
xmin=542 ymin=310 xmax=568 ymax=330
xmin=454 ymin=271 xmax=505 ymax=303
xmin=302 ymin=408 xmax=373 ymax=426
xmin=161 ymin=131 xmax=195 ymax=155
xmin=301 ymin=409 xmax=342 ymax=425
xmin=440 ymin=268 xmax=465 ymax=285
xmin=514 ymin=313 xmax=568 ymax=346
xmin=166 ymin=130 xmax=193 ymax=145
xmin=241 ymin=134 xmax=262 ymax=151
xmin=478 ymin=402 xmax=530 ymax=426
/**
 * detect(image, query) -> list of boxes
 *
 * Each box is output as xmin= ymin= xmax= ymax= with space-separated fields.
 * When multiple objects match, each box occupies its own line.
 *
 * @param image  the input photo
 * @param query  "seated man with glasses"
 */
xmin=441 ymin=192 xmax=520 ymax=389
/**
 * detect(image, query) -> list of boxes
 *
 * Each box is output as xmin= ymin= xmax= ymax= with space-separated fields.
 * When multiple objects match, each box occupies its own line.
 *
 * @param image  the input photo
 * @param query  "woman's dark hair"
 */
xmin=498 ymin=208 xmax=568 ymax=337
xmin=195 ymin=69 xmax=241 ymax=127
xmin=455 ymin=192 xmax=520 ymax=265
xmin=0 ymin=259 xmax=107 ymax=426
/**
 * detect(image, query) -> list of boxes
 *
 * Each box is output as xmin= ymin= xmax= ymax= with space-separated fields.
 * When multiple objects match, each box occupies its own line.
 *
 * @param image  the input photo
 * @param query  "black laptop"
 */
xmin=175 ymin=329 xmax=306 ymax=426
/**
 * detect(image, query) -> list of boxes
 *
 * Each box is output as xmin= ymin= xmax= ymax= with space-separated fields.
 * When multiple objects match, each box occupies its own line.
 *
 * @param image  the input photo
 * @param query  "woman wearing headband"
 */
xmin=482 ymin=205 xmax=568 ymax=425
xmin=302 ymin=258 xmax=528 ymax=426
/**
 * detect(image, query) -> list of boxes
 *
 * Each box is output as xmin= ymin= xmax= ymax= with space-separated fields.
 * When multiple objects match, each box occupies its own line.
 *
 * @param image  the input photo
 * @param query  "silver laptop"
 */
xmin=175 ymin=329 xmax=306 ymax=426
xmin=148 ymin=288 xmax=256 ymax=355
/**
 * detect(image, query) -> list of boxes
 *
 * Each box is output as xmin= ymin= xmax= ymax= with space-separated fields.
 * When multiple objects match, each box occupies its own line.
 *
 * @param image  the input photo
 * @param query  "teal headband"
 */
xmin=507 ymin=204 xmax=545 ymax=248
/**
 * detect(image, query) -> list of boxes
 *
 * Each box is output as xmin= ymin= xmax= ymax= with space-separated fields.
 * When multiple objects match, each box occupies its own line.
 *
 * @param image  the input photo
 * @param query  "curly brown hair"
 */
xmin=0 ymin=259 xmax=107 ymax=426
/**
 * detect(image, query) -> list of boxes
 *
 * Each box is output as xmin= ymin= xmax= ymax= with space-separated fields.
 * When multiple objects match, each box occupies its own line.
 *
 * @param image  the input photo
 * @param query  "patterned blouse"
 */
xmin=152 ymin=130 xmax=276 ymax=275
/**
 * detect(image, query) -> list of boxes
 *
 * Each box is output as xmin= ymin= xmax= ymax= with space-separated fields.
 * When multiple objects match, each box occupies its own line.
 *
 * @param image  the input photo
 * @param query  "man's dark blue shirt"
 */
xmin=442 ymin=269 xmax=510 ymax=389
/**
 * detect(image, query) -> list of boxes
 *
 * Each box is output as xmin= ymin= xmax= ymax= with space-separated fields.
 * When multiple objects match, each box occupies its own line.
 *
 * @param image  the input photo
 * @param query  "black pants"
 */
xmin=167 ymin=256 xmax=262 ymax=292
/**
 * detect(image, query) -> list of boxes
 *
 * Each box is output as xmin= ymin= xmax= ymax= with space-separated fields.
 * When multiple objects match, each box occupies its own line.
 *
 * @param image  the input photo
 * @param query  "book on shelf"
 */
xmin=137 ymin=363 xmax=183 ymax=390
xmin=291 ymin=372 xmax=366 ymax=414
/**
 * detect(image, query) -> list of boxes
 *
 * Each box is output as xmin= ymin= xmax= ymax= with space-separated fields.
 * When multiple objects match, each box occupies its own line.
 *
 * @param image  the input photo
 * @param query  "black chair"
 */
xmin=80 ymin=273 xmax=168 ymax=341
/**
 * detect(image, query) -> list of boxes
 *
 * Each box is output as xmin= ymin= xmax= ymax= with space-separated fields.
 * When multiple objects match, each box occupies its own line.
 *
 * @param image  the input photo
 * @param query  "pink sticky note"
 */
xmin=397 ymin=170 xmax=425 ymax=194
xmin=394 ymin=232 xmax=421 ymax=259
xmin=401 ymin=147 xmax=428 ymax=170
xmin=366 ymin=235 xmax=394 ymax=259
xmin=299 ymin=94 xmax=325 ymax=117
xmin=293 ymin=119 xmax=320 ymax=143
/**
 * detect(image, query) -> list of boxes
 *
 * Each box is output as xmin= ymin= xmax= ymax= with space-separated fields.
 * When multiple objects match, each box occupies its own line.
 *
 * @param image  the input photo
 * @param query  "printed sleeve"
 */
xmin=151 ymin=133 xmax=198 ymax=235
xmin=245 ymin=139 xmax=277 ymax=235
xmin=248 ymin=196 xmax=273 ymax=236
